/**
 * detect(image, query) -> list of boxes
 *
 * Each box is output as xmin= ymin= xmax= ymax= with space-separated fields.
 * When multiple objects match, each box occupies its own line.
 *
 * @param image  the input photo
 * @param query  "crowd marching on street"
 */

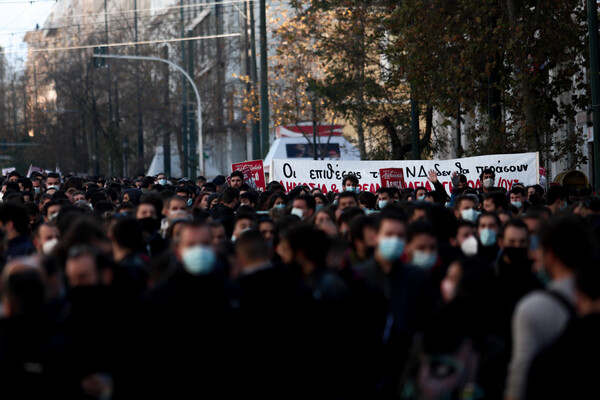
xmin=0 ymin=166 xmax=597 ymax=399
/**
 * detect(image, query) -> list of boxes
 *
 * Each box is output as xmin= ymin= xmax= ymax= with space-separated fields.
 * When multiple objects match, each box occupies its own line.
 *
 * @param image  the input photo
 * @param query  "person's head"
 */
xmin=229 ymin=171 xmax=244 ymax=189
xmin=277 ymin=225 xmax=329 ymax=275
xmin=476 ymin=212 xmax=501 ymax=247
xmin=7 ymin=170 xmax=20 ymax=183
xmin=136 ymin=201 xmax=158 ymax=220
xmin=240 ymin=191 xmax=257 ymax=208
xmin=65 ymin=246 xmax=112 ymax=287
xmin=358 ymin=191 xmax=377 ymax=210
xmin=155 ymin=173 xmax=168 ymax=186
xmin=457 ymin=174 xmax=468 ymax=189
xmin=408 ymin=203 xmax=429 ymax=223
xmin=453 ymin=220 xmax=476 ymax=247
xmin=454 ymin=194 xmax=478 ymax=222
xmin=350 ymin=215 xmax=377 ymax=259
xmin=0 ymin=203 xmax=30 ymax=240
xmin=535 ymin=216 xmax=595 ymax=280
xmin=33 ymin=223 xmax=60 ymax=255
xmin=291 ymin=194 xmax=316 ymax=220
xmin=257 ymin=218 xmax=275 ymax=243
xmin=337 ymin=191 xmax=358 ymax=211
xmin=222 ymin=187 xmax=240 ymax=208
xmin=174 ymin=222 xmax=215 ymax=274
xmin=405 ymin=221 xmax=438 ymax=269
xmin=2 ymin=261 xmax=45 ymax=317
xmin=414 ymin=186 xmax=427 ymax=201
xmin=267 ymin=192 xmax=288 ymax=209
xmin=313 ymin=193 xmax=328 ymax=209
xmin=509 ymin=186 xmax=526 ymax=209
xmin=482 ymin=191 xmax=508 ymax=213
xmin=111 ymin=218 xmax=144 ymax=256
xmin=235 ymin=229 xmax=268 ymax=269
xmin=480 ymin=168 xmax=495 ymax=189
xmin=499 ymin=219 xmax=529 ymax=249
xmin=18 ymin=177 xmax=32 ymax=192
xmin=342 ymin=174 xmax=360 ymax=192
xmin=164 ymin=196 xmax=189 ymax=217
xmin=374 ymin=209 xmax=408 ymax=263
xmin=546 ymin=186 xmax=569 ymax=210
xmin=46 ymin=172 xmax=61 ymax=190
xmin=377 ymin=187 xmax=395 ymax=209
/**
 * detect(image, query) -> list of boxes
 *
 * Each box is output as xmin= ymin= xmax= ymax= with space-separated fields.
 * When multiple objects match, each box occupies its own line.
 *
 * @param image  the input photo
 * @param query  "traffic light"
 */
xmin=93 ymin=46 xmax=107 ymax=68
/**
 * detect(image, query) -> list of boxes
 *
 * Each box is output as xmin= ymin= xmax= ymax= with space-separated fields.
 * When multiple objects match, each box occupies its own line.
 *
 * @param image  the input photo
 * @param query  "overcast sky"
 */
xmin=0 ymin=0 xmax=56 ymax=71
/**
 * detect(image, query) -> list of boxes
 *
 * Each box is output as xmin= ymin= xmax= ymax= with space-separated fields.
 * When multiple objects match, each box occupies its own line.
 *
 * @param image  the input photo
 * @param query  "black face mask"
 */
xmin=502 ymin=247 xmax=529 ymax=265
xmin=138 ymin=217 xmax=160 ymax=233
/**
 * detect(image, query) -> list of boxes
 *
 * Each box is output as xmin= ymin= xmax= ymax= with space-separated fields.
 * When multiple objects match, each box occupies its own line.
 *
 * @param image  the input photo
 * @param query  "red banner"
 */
xmin=232 ymin=160 xmax=266 ymax=191
xmin=379 ymin=168 xmax=406 ymax=189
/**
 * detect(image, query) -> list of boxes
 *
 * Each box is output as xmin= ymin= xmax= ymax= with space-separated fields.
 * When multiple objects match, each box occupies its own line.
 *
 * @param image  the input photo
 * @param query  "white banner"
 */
xmin=271 ymin=152 xmax=539 ymax=193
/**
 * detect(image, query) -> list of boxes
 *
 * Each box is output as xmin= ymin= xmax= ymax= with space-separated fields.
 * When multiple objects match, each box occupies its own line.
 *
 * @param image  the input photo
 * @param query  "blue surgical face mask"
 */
xmin=537 ymin=267 xmax=552 ymax=287
xmin=378 ymin=200 xmax=389 ymax=209
xmin=158 ymin=179 xmax=167 ymax=186
xmin=461 ymin=208 xmax=479 ymax=223
xmin=316 ymin=204 xmax=324 ymax=211
xmin=274 ymin=204 xmax=285 ymax=209
xmin=560 ymin=200 xmax=568 ymax=210
xmin=511 ymin=201 xmax=523 ymax=209
xmin=187 ymin=198 xmax=193 ymax=207
xmin=333 ymin=200 xmax=339 ymax=206
xmin=479 ymin=228 xmax=497 ymax=247
xmin=417 ymin=195 xmax=425 ymax=201
xmin=345 ymin=186 xmax=357 ymax=192
xmin=34 ymin=187 xmax=41 ymax=194
xmin=412 ymin=250 xmax=437 ymax=270
xmin=182 ymin=245 xmax=216 ymax=275
xmin=530 ymin=234 xmax=540 ymax=251
xmin=378 ymin=237 xmax=406 ymax=261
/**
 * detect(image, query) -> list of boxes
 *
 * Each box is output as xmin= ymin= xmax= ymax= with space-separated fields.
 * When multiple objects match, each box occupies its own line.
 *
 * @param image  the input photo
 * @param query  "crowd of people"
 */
xmin=0 ymin=166 xmax=598 ymax=399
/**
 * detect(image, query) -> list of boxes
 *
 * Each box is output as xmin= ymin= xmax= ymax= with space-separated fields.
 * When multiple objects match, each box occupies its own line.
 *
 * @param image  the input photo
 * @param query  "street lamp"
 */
xmin=123 ymin=136 xmax=129 ymax=178
xmin=306 ymin=85 xmax=318 ymax=160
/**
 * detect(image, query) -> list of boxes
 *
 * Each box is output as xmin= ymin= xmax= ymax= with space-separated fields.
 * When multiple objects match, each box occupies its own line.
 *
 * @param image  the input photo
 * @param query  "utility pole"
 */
xmin=104 ymin=0 xmax=113 ymax=122
xmin=163 ymin=46 xmax=171 ymax=176
xmin=135 ymin=0 xmax=144 ymax=173
xmin=588 ymin=0 xmax=600 ymax=191
xmin=259 ymin=0 xmax=269 ymax=157
xmin=10 ymin=80 xmax=17 ymax=140
xmin=188 ymin=31 xmax=197 ymax=176
xmin=180 ymin=0 xmax=188 ymax=177
xmin=248 ymin=0 xmax=260 ymax=160
xmin=410 ymin=87 xmax=420 ymax=160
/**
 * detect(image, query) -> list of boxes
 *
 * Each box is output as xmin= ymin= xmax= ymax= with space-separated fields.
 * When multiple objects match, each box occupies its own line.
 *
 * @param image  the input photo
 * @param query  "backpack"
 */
xmin=400 ymin=337 xmax=484 ymax=400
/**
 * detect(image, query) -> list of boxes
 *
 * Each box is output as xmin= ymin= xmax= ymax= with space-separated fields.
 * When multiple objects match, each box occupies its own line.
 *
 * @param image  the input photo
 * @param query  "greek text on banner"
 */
xmin=270 ymin=152 xmax=539 ymax=194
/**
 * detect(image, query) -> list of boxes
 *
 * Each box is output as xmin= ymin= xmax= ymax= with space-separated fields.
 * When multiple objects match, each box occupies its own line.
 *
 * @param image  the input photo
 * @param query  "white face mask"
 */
xmin=460 ymin=235 xmax=478 ymax=256
xmin=482 ymin=178 xmax=494 ymax=189
xmin=42 ymin=238 xmax=59 ymax=255
xmin=291 ymin=207 xmax=305 ymax=220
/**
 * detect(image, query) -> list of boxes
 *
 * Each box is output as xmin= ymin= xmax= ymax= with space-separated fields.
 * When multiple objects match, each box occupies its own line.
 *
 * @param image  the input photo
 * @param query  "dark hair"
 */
xmin=7 ymin=170 xmax=21 ymax=179
xmin=454 ymin=194 xmax=477 ymax=211
xmin=283 ymin=225 xmax=330 ymax=269
xmin=378 ymin=187 xmax=395 ymax=198
xmin=112 ymin=218 xmax=144 ymax=251
xmin=17 ymin=177 xmax=32 ymax=192
xmin=546 ymin=186 xmax=568 ymax=206
xmin=498 ymin=219 xmax=528 ymax=240
xmin=0 ymin=203 xmax=30 ymax=235
xmin=338 ymin=191 xmax=358 ymax=203
xmin=240 ymin=191 xmax=258 ymax=206
xmin=479 ymin=168 xmax=495 ymax=180
xmin=3 ymin=181 xmax=19 ymax=192
xmin=375 ymin=206 xmax=407 ymax=232
xmin=483 ymin=191 xmax=509 ymax=210
xmin=266 ymin=192 xmax=288 ymax=209
xmin=342 ymin=174 xmax=359 ymax=187
xmin=406 ymin=220 xmax=437 ymax=243
xmin=4 ymin=193 xmax=25 ymax=205
xmin=222 ymin=187 xmax=240 ymax=205
xmin=350 ymin=215 xmax=376 ymax=242
xmin=538 ymin=216 xmax=595 ymax=271
xmin=235 ymin=229 xmax=268 ymax=263
xmin=314 ymin=193 xmax=328 ymax=206
xmin=5 ymin=269 xmax=45 ymax=316
xmin=358 ymin=191 xmax=377 ymax=209
xmin=230 ymin=170 xmax=244 ymax=180
xmin=510 ymin=186 xmax=526 ymax=196
xmin=293 ymin=194 xmax=316 ymax=211
xmin=47 ymin=172 xmax=60 ymax=180
xmin=476 ymin=212 xmax=501 ymax=228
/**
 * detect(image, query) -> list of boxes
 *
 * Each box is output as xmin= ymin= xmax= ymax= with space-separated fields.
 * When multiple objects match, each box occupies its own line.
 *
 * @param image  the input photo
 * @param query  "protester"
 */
xmin=0 ymin=166 xmax=595 ymax=399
